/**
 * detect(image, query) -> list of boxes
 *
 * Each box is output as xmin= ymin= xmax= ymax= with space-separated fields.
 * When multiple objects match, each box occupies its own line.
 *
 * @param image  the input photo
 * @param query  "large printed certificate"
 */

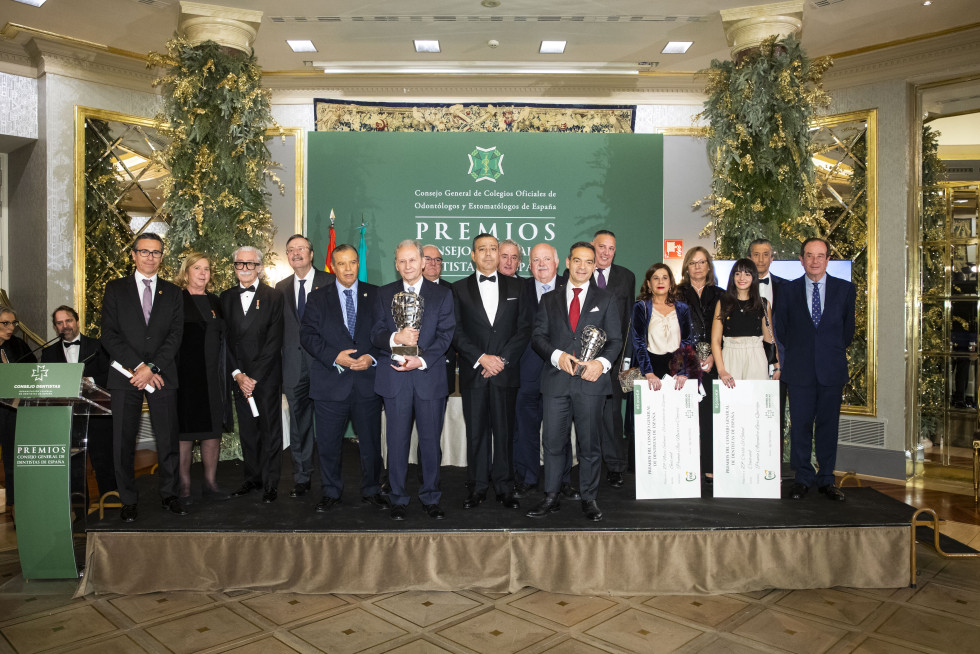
xmin=712 ymin=380 xmax=781 ymax=499
xmin=633 ymin=376 xmax=702 ymax=499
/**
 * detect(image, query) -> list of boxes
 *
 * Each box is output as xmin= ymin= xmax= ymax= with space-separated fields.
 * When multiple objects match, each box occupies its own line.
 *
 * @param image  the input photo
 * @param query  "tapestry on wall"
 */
xmin=314 ymin=99 xmax=635 ymax=133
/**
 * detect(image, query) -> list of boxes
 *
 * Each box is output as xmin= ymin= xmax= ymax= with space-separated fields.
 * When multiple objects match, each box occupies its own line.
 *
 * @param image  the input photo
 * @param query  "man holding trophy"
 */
xmin=527 ymin=242 xmax=622 ymax=521
xmin=371 ymin=240 xmax=456 ymax=520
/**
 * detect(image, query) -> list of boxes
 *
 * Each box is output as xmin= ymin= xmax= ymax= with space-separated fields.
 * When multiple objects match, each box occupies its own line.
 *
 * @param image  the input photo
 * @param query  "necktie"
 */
xmin=596 ymin=268 xmax=607 ymax=289
xmin=344 ymin=288 xmax=356 ymax=338
xmin=142 ymin=279 xmax=153 ymax=325
xmin=297 ymin=279 xmax=307 ymax=321
xmin=811 ymin=282 xmax=822 ymax=326
xmin=63 ymin=340 xmax=80 ymax=347
xmin=569 ymin=287 xmax=582 ymax=332
xmin=479 ymin=274 xmax=496 ymax=283
xmin=407 ymin=286 xmax=415 ymax=294
xmin=759 ymin=277 xmax=770 ymax=285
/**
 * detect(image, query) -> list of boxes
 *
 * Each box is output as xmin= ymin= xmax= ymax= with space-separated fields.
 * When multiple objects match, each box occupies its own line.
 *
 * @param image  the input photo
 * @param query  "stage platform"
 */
xmin=78 ymin=442 xmax=915 ymax=596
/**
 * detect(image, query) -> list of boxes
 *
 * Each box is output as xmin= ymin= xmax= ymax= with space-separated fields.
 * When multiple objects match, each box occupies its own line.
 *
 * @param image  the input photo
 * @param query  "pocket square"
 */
xmin=589 ymin=306 xmax=600 ymax=312
xmin=506 ymin=297 xmax=517 ymax=301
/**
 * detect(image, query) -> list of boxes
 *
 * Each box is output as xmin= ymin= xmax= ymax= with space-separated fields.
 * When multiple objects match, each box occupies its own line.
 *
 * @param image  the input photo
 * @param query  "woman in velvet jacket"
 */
xmin=629 ymin=263 xmax=696 ymax=391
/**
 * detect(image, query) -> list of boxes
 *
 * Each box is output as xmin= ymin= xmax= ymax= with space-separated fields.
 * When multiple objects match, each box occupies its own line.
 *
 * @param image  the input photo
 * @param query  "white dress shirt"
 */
xmin=758 ymin=273 xmax=774 ymax=306
xmin=239 ymin=283 xmax=256 ymax=314
xmin=62 ymin=338 xmax=80 ymax=364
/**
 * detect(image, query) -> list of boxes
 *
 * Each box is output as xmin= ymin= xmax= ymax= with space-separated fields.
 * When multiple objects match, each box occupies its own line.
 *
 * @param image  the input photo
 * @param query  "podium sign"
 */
xmin=633 ymin=376 xmax=702 ymax=499
xmin=712 ymin=380 xmax=781 ymax=499
xmin=2 ymin=363 xmax=85 ymax=579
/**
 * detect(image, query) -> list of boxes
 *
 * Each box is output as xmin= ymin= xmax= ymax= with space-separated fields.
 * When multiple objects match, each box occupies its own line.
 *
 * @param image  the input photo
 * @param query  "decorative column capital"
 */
xmin=720 ymin=1 xmax=804 ymax=59
xmin=178 ymin=2 xmax=263 ymax=54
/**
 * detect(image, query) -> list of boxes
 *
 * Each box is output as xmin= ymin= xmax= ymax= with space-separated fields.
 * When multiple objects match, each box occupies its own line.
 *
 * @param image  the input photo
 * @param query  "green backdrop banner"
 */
xmin=307 ymin=133 xmax=663 ymax=287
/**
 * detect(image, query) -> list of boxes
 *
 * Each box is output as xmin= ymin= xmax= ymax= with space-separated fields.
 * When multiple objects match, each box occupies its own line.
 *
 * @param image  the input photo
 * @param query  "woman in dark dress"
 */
xmin=0 ymin=307 xmax=36 ymax=515
xmin=675 ymin=246 xmax=725 ymax=481
xmin=175 ymin=253 xmax=230 ymax=501
xmin=630 ymin=264 xmax=696 ymax=390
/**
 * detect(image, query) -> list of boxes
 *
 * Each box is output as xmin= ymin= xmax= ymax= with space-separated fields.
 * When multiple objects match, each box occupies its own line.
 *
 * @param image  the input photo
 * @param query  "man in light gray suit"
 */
xmin=275 ymin=234 xmax=334 ymax=497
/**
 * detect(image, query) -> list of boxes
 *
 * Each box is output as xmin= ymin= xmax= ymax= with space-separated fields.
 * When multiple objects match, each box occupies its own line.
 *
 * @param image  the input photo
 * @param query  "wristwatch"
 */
xmin=147 ymin=362 xmax=161 ymax=375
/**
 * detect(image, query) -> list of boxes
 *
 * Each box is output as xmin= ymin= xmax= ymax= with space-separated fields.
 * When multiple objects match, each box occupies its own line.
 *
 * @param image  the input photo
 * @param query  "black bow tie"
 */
xmin=63 ymin=340 xmax=80 ymax=347
xmin=759 ymin=277 xmax=770 ymax=285
xmin=479 ymin=275 xmax=496 ymax=283
xmin=239 ymin=285 xmax=255 ymax=294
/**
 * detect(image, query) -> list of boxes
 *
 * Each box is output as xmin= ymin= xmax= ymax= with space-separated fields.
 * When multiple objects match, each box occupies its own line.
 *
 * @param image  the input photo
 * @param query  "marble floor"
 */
xmin=2 ymin=480 xmax=980 ymax=654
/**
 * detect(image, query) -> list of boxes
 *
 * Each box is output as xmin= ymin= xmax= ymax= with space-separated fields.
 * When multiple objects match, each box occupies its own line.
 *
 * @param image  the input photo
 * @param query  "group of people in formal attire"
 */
xmin=0 ymin=229 xmax=854 ymax=523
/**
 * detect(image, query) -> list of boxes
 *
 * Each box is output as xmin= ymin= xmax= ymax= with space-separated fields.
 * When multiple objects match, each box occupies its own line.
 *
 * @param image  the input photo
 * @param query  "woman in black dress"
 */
xmin=0 ymin=307 xmax=36 ymax=515
xmin=675 ymin=246 xmax=725 ymax=481
xmin=175 ymin=253 xmax=230 ymax=501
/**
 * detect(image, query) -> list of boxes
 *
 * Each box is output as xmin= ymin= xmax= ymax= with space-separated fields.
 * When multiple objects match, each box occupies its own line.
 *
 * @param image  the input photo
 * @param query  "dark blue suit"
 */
xmin=774 ymin=273 xmax=855 ymax=487
xmin=371 ymin=278 xmax=455 ymax=506
xmin=301 ymin=280 xmax=383 ymax=499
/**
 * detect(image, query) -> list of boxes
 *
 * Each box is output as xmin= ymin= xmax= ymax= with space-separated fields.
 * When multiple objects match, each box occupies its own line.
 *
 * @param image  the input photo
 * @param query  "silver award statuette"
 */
xmin=391 ymin=290 xmax=425 ymax=357
xmin=573 ymin=325 xmax=607 ymax=377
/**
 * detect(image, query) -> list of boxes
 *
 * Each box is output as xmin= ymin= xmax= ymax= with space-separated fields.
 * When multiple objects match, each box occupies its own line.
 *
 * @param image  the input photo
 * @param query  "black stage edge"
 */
xmin=78 ymin=441 xmax=916 ymax=596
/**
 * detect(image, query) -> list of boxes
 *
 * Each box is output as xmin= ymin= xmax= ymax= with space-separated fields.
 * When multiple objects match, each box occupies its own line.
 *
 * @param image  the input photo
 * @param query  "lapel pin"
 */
xmin=256 ymin=299 xmax=260 ymax=310
xmin=211 ymin=310 xmax=216 ymax=319
xmin=157 ymin=290 xmax=163 ymax=295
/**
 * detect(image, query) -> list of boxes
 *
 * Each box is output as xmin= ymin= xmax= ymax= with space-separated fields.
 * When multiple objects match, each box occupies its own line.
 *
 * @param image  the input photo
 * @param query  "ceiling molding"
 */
xmin=24 ymin=37 xmax=160 ymax=94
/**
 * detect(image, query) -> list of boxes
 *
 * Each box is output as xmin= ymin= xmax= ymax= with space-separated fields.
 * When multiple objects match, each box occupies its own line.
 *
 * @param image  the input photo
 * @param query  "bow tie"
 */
xmin=479 ymin=275 xmax=496 ymax=283
xmin=758 ymin=277 xmax=770 ymax=285
xmin=63 ymin=340 xmax=80 ymax=347
xmin=238 ymin=285 xmax=255 ymax=294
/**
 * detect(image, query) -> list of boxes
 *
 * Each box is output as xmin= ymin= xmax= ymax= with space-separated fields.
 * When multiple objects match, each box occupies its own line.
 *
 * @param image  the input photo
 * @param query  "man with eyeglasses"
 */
xmin=100 ymin=233 xmax=185 ymax=522
xmin=221 ymin=246 xmax=284 ymax=503
xmin=274 ymin=234 xmax=334 ymax=499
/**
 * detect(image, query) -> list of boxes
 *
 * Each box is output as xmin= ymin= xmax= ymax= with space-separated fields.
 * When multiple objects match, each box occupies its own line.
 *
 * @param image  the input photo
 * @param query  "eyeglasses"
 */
xmin=286 ymin=246 xmax=310 ymax=255
xmin=424 ymin=256 xmax=443 ymax=263
xmin=134 ymin=249 xmax=164 ymax=258
xmin=234 ymin=261 xmax=260 ymax=270
xmin=689 ymin=260 xmax=708 ymax=266
xmin=0 ymin=320 xmax=19 ymax=327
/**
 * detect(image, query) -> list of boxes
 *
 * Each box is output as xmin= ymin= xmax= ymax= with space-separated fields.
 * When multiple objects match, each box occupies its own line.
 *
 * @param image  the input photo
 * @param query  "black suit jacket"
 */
xmin=41 ymin=334 xmax=109 ymax=387
xmin=451 ymin=273 xmax=532 ymax=389
xmin=100 ymin=274 xmax=184 ymax=389
xmin=438 ymin=278 xmax=458 ymax=393
xmin=275 ymin=268 xmax=334 ymax=388
xmin=220 ymin=283 xmax=284 ymax=386
xmin=300 ymin=281 xmax=381 ymax=402
xmin=532 ymin=280 xmax=622 ymax=397
xmin=562 ymin=264 xmax=635 ymax=363
xmin=518 ymin=276 xmax=564 ymax=390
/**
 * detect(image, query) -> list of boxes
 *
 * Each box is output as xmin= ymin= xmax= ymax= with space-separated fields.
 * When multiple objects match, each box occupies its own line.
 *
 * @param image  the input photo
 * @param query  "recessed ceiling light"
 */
xmin=923 ymin=1 xmax=932 ymax=5
xmin=12 ymin=0 xmax=47 ymax=6
xmin=540 ymin=40 xmax=566 ymax=54
xmin=414 ymin=40 xmax=441 ymax=53
xmin=661 ymin=41 xmax=694 ymax=54
xmin=286 ymin=40 xmax=317 ymax=53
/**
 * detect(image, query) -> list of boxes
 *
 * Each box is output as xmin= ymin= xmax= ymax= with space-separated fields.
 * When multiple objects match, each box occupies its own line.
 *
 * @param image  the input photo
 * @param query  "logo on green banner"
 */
xmin=634 ymin=384 xmax=642 ymax=414
xmin=712 ymin=382 xmax=720 ymax=413
xmin=468 ymin=146 xmax=504 ymax=182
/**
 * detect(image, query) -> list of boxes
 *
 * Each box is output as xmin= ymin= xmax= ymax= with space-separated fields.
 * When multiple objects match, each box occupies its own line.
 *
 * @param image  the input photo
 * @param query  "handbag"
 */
xmin=762 ymin=298 xmax=778 ymax=365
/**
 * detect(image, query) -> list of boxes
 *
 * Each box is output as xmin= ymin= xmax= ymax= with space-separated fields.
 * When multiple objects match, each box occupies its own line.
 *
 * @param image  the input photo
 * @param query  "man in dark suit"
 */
xmin=41 ymin=305 xmax=115 ymax=498
xmin=300 ymin=244 xmax=386 ymax=512
xmin=498 ymin=239 xmax=522 ymax=277
xmin=371 ymin=240 xmax=455 ymax=520
xmin=591 ymin=230 xmax=635 ymax=489
xmin=221 ymin=246 xmax=284 ymax=503
xmin=775 ymin=238 xmax=856 ymax=502
xmin=452 ymin=233 xmax=531 ymax=509
xmin=100 ymin=233 xmax=185 ymax=522
xmin=423 ymin=244 xmax=457 ymax=395
xmin=528 ymin=242 xmax=622 ymax=522
xmin=275 ymin=234 xmax=334 ymax=498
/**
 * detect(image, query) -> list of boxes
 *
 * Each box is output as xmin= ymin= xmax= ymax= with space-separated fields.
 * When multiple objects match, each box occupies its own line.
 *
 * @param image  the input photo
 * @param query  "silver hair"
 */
xmin=422 ymin=243 xmax=442 ymax=254
xmin=232 ymin=245 xmax=265 ymax=280
xmin=0 ymin=305 xmax=15 ymax=318
xmin=499 ymin=238 xmax=522 ymax=262
xmin=394 ymin=239 xmax=424 ymax=260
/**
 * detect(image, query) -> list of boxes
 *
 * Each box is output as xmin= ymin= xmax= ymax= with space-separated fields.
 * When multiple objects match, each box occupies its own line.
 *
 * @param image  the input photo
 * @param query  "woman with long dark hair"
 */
xmin=630 ymin=263 xmax=696 ymax=391
xmin=711 ymin=258 xmax=780 ymax=387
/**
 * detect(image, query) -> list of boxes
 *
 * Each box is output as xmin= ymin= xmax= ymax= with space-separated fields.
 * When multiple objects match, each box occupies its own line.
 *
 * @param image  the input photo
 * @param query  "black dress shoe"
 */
xmin=513 ymin=480 xmax=536 ymax=499
xmin=818 ymin=485 xmax=846 ymax=501
xmin=582 ymin=499 xmax=603 ymax=522
xmin=362 ymin=493 xmax=390 ymax=509
xmin=787 ymin=482 xmax=809 ymax=500
xmin=262 ymin=488 xmax=278 ymax=503
xmin=526 ymin=494 xmax=561 ymax=518
xmin=423 ymin=503 xmax=446 ymax=519
xmin=315 ymin=496 xmax=340 ymax=512
xmin=162 ymin=496 xmax=188 ymax=516
xmin=559 ymin=483 xmax=581 ymax=500
xmin=463 ymin=490 xmax=487 ymax=509
xmin=178 ymin=494 xmax=193 ymax=506
xmin=230 ymin=481 xmax=260 ymax=497
xmin=390 ymin=505 xmax=407 ymax=520
xmin=120 ymin=504 xmax=138 ymax=523
xmin=202 ymin=485 xmax=231 ymax=501
xmin=496 ymin=493 xmax=520 ymax=509
xmin=289 ymin=482 xmax=311 ymax=498
xmin=607 ymin=471 xmax=625 ymax=489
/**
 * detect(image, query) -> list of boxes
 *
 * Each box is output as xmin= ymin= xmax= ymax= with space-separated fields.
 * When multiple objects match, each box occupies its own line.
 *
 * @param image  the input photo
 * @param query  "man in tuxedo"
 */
xmin=452 ymin=233 xmax=531 ymax=509
xmin=513 ymin=243 xmax=577 ymax=499
xmin=498 ymin=239 xmax=522 ymax=277
xmin=527 ymin=242 xmax=622 ymax=521
xmin=371 ymin=240 xmax=455 ymax=520
xmin=775 ymin=238 xmax=855 ymax=502
xmin=100 ymin=233 xmax=185 ymax=522
xmin=275 ymin=234 xmax=334 ymax=498
xmin=749 ymin=238 xmax=789 ymax=459
xmin=221 ymin=246 xmax=284 ymax=503
xmin=41 ymin=305 xmax=115 ymax=498
xmin=300 ymin=244 xmax=386 ymax=512
xmin=423 ymin=244 xmax=457 ymax=396
xmin=590 ymin=230 xmax=635 ymax=489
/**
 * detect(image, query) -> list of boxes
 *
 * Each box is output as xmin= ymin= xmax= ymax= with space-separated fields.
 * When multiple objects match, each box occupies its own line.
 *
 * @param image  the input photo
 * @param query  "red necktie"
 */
xmin=569 ymin=287 xmax=582 ymax=332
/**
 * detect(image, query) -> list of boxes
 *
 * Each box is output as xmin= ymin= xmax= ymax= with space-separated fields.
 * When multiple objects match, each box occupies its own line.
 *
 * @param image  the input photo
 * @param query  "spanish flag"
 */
xmin=325 ymin=209 xmax=336 ymax=272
